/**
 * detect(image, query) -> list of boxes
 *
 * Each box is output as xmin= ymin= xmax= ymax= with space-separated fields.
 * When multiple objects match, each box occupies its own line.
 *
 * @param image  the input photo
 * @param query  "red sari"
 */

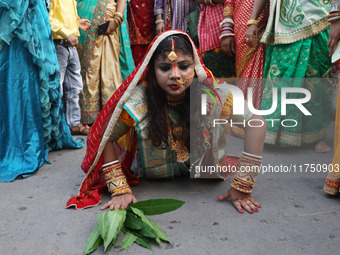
xmin=224 ymin=0 xmax=269 ymax=109
xmin=128 ymin=0 xmax=155 ymax=66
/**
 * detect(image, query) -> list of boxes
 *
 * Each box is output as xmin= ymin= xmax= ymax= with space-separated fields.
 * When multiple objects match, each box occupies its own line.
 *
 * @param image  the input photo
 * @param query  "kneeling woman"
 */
xmin=67 ymin=30 xmax=266 ymax=214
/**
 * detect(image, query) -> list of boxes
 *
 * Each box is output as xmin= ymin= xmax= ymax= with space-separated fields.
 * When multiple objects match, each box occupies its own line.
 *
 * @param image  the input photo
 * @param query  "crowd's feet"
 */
xmin=314 ymin=140 xmax=331 ymax=153
xmin=70 ymin=123 xmax=90 ymax=135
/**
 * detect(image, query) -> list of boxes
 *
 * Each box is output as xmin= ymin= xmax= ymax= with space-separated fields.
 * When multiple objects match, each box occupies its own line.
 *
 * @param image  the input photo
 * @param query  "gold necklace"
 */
xmin=166 ymin=93 xmax=185 ymax=107
xmin=168 ymin=115 xmax=189 ymax=163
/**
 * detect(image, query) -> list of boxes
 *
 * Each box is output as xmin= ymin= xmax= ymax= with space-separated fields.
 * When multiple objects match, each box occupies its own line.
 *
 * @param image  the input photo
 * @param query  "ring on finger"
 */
xmin=246 ymin=201 xmax=252 ymax=204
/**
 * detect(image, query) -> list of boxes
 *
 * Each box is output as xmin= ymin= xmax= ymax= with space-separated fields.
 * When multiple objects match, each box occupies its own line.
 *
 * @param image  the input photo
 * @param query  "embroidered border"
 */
xmin=78 ymin=0 xmax=108 ymax=77
xmin=262 ymin=17 xmax=330 ymax=45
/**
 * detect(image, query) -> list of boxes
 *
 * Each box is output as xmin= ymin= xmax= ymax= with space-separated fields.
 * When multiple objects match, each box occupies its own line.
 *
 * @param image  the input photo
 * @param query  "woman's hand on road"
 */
xmin=218 ymin=187 xmax=261 ymax=213
xmin=101 ymin=193 xmax=137 ymax=210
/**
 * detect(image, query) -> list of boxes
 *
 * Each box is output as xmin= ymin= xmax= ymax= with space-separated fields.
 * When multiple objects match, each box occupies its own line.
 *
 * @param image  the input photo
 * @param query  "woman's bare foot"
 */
xmin=314 ymin=140 xmax=331 ymax=153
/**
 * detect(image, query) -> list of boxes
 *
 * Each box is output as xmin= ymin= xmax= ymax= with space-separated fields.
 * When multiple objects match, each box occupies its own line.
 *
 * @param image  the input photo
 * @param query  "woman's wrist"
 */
xmin=155 ymin=19 xmax=164 ymax=25
xmin=220 ymin=17 xmax=234 ymax=39
xmin=231 ymin=152 xmax=262 ymax=193
xmin=112 ymin=12 xmax=124 ymax=27
xmin=110 ymin=187 xmax=132 ymax=197
xmin=102 ymin=161 xmax=132 ymax=196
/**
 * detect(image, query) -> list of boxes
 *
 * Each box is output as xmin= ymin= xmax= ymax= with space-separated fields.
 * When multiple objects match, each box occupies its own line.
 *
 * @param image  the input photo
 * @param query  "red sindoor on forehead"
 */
xmin=167 ymin=38 xmax=178 ymax=62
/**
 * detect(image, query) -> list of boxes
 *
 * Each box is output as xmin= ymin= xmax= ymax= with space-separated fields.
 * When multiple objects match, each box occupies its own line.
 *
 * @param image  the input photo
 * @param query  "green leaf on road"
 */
xmin=84 ymin=225 xmax=103 ymax=255
xmin=122 ymin=226 xmax=152 ymax=250
xmin=136 ymin=236 xmax=152 ymax=250
xmin=124 ymin=212 xmax=144 ymax=230
xmin=125 ymin=222 xmax=158 ymax=240
xmin=120 ymin=231 xmax=138 ymax=250
xmin=149 ymin=221 xmax=170 ymax=243
xmin=138 ymin=222 xmax=158 ymax=239
xmin=98 ymin=210 xmax=126 ymax=251
xmin=122 ymin=226 xmax=141 ymax=237
xmin=131 ymin=207 xmax=170 ymax=243
xmin=125 ymin=212 xmax=159 ymax=239
xmin=128 ymin=199 xmax=185 ymax=215
xmin=106 ymin=239 xmax=114 ymax=252
xmin=84 ymin=198 xmax=184 ymax=253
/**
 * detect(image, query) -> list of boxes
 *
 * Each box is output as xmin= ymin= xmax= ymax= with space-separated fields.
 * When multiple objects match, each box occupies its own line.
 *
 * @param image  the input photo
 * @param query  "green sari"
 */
xmin=262 ymin=31 xmax=333 ymax=146
xmin=260 ymin=0 xmax=333 ymax=146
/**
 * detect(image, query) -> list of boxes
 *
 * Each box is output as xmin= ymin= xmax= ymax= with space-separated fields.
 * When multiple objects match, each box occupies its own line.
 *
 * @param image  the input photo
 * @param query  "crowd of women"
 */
xmin=1 ymin=0 xmax=340 ymax=213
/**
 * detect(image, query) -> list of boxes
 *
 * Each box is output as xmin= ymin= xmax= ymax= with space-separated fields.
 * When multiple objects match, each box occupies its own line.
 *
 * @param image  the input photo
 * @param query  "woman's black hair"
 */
xmin=145 ymin=34 xmax=194 ymax=149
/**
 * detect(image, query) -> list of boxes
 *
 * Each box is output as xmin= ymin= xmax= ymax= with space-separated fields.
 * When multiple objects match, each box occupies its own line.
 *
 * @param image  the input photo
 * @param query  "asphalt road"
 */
xmin=1 ymin=122 xmax=339 ymax=255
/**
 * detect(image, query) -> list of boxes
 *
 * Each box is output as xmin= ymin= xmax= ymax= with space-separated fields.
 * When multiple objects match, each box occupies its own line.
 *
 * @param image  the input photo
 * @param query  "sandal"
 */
xmin=70 ymin=123 xmax=90 ymax=136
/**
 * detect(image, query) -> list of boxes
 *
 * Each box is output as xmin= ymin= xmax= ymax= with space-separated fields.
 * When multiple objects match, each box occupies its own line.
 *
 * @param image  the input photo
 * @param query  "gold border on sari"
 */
xmin=262 ymin=17 xmax=330 ymax=45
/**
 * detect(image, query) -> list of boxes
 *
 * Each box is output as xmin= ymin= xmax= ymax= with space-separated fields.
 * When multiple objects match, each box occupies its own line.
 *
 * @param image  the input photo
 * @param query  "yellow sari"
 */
xmin=77 ymin=0 xmax=122 ymax=125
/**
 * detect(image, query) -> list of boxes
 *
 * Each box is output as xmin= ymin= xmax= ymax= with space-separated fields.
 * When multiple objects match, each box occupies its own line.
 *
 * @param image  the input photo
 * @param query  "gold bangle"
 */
xmin=113 ymin=19 xmax=120 ymax=27
xmin=102 ymin=162 xmax=131 ymax=195
xmin=113 ymin=17 xmax=122 ymax=26
xmin=111 ymin=186 xmax=132 ymax=197
xmin=247 ymin=19 xmax=259 ymax=26
xmin=115 ymin=16 xmax=123 ymax=22
xmin=114 ymin=12 xmax=124 ymax=22
xmin=223 ymin=6 xmax=234 ymax=16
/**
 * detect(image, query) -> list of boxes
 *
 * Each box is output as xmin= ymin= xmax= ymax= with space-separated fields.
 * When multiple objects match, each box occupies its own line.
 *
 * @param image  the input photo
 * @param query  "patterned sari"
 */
xmin=224 ymin=0 xmax=269 ymax=109
xmin=66 ymin=30 xmax=249 ymax=209
xmin=260 ymin=0 xmax=333 ymax=146
xmin=77 ymin=0 xmax=125 ymax=124
xmin=0 ymin=0 xmax=83 ymax=182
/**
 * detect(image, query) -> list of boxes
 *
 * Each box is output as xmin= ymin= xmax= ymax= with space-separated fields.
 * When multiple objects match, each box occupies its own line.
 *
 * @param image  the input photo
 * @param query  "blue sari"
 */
xmin=0 ymin=0 xmax=83 ymax=182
